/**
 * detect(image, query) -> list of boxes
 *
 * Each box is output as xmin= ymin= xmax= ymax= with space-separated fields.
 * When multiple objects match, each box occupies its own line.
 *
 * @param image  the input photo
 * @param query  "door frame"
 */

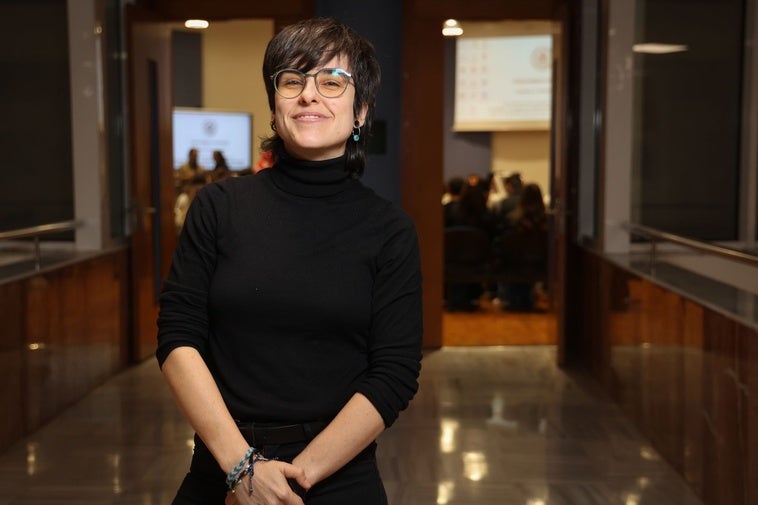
xmin=125 ymin=5 xmax=176 ymax=362
xmin=401 ymin=0 xmax=575 ymax=354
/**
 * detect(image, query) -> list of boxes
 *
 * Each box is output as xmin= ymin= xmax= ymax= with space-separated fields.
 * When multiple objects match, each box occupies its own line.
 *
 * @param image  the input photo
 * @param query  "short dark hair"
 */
xmin=261 ymin=17 xmax=381 ymax=176
xmin=447 ymin=177 xmax=465 ymax=196
xmin=504 ymin=173 xmax=523 ymax=191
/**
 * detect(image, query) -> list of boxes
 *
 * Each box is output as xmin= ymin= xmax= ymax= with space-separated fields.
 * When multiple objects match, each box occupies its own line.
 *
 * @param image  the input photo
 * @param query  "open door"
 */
xmin=550 ymin=12 xmax=570 ymax=365
xmin=126 ymin=5 xmax=176 ymax=362
xmin=550 ymin=1 xmax=581 ymax=367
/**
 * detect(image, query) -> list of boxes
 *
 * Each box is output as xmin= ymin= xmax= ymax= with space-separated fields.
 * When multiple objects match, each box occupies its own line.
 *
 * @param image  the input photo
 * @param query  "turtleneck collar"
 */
xmin=267 ymin=148 xmax=355 ymax=198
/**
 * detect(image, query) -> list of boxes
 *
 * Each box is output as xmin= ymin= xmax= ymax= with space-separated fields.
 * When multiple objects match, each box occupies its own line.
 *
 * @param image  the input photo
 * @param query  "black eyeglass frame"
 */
xmin=270 ymin=68 xmax=354 ymax=99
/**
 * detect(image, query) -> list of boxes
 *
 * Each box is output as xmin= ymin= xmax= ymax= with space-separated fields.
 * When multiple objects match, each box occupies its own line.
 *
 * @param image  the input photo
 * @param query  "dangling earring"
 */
xmin=270 ymin=119 xmax=277 ymax=132
xmin=352 ymin=120 xmax=361 ymax=142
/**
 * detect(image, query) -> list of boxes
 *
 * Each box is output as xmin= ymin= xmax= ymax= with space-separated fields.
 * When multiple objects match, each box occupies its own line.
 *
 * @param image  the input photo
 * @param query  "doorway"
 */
xmin=126 ymin=11 xmax=277 ymax=361
xmin=126 ymin=7 xmax=175 ymax=362
xmin=440 ymin=21 xmax=561 ymax=346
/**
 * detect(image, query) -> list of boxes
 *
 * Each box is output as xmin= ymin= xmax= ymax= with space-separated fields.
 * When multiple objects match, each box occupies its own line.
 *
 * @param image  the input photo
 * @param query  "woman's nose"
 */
xmin=299 ymin=75 xmax=320 ymax=102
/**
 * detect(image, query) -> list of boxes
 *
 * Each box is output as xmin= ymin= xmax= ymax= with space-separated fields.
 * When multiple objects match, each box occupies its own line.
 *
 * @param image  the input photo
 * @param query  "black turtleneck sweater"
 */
xmin=156 ymin=152 xmax=423 ymax=427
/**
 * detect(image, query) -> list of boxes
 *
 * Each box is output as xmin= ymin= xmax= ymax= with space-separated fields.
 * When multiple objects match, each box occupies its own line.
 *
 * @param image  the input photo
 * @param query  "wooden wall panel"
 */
xmin=742 ymin=324 xmax=758 ymax=504
xmin=575 ymin=248 xmax=758 ymax=505
xmin=401 ymin=10 xmax=444 ymax=347
xmin=702 ymin=314 xmax=743 ymax=505
xmin=0 ymin=282 xmax=25 ymax=452
xmin=0 ymin=250 xmax=129 ymax=453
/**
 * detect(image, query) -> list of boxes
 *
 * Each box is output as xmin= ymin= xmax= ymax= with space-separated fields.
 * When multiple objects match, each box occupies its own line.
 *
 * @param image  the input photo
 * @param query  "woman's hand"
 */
xmin=225 ymin=459 xmax=310 ymax=505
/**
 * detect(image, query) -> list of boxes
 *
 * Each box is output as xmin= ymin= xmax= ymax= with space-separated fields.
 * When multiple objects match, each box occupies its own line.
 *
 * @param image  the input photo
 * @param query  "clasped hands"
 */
xmin=225 ymin=459 xmax=310 ymax=505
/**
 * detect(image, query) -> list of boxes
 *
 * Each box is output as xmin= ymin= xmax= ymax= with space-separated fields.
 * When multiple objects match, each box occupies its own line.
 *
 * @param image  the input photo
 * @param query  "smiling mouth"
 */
xmin=294 ymin=113 xmax=326 ymax=120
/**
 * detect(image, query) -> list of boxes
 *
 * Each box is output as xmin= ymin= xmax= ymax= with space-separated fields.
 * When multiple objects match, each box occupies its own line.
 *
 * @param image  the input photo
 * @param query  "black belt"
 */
xmin=235 ymin=420 xmax=328 ymax=446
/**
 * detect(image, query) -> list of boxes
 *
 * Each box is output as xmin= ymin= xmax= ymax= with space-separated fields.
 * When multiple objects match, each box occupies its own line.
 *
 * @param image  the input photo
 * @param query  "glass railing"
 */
xmin=620 ymin=222 xmax=758 ymax=329
xmin=624 ymin=222 xmax=758 ymax=269
xmin=0 ymin=220 xmax=83 ymax=272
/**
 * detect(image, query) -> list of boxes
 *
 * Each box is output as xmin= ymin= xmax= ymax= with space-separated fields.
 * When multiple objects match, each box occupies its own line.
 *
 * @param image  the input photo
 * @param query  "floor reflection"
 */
xmin=0 ymin=346 xmax=705 ymax=504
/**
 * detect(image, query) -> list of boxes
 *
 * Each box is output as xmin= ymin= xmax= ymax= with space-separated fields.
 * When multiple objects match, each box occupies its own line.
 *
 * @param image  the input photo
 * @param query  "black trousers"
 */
xmin=171 ymin=434 xmax=387 ymax=505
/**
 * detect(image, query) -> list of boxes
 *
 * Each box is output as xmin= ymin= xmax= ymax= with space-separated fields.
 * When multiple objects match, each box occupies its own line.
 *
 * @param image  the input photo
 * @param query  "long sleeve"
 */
xmin=156 ymin=183 xmax=225 ymax=366
xmin=355 ymin=210 xmax=423 ymax=427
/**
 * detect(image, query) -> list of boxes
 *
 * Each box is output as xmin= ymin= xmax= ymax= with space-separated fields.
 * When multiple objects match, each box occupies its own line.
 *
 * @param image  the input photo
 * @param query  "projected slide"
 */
xmin=454 ymin=35 xmax=552 ymax=131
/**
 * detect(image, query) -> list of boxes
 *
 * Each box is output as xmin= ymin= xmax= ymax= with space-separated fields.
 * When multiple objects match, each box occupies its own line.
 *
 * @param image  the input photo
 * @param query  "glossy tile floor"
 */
xmin=0 ymin=346 xmax=706 ymax=504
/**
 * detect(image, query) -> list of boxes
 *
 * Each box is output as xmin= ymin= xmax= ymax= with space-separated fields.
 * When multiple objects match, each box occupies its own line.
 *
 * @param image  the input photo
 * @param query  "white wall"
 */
xmin=602 ymin=0 xmax=635 ymax=253
xmin=491 ymin=130 xmax=551 ymax=202
xmin=202 ymin=19 xmax=274 ymax=163
xmin=68 ymin=0 xmax=108 ymax=250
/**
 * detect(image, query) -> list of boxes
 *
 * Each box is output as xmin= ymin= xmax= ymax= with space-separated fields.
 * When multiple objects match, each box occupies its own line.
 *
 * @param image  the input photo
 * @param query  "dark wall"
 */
xmin=172 ymin=30 xmax=203 ymax=108
xmin=634 ymin=0 xmax=744 ymax=240
xmin=316 ymin=0 xmax=403 ymax=204
xmin=0 ymin=0 xmax=73 ymax=232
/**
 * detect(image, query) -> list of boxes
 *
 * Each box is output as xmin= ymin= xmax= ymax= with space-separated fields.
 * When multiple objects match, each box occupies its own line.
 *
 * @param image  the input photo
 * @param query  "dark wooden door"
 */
xmin=549 ymin=4 xmax=574 ymax=366
xmin=126 ymin=6 xmax=176 ymax=362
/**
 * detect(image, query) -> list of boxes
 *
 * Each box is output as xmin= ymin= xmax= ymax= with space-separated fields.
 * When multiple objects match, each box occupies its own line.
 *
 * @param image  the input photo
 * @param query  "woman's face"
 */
xmin=272 ymin=54 xmax=366 ymax=161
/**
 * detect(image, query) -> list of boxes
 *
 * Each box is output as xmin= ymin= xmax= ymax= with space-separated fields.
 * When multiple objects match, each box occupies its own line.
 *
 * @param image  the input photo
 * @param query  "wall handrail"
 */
xmin=0 ymin=220 xmax=83 ymax=241
xmin=0 ymin=220 xmax=83 ymax=271
xmin=623 ymin=222 xmax=758 ymax=267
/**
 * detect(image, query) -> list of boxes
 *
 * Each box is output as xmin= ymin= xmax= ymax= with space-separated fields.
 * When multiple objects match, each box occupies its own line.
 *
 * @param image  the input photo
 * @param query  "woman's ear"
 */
xmin=356 ymin=104 xmax=368 ymax=127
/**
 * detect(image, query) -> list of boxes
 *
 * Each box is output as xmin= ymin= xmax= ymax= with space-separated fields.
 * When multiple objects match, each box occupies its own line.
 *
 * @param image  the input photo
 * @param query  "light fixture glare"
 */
xmin=442 ymin=27 xmax=464 ymax=36
xmin=442 ymin=19 xmax=463 ymax=37
xmin=185 ymin=19 xmax=209 ymax=29
xmin=632 ymin=43 xmax=688 ymax=54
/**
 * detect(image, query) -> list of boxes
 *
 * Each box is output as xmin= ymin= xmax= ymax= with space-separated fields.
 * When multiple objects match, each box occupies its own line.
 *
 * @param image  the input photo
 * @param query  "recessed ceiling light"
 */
xmin=185 ymin=19 xmax=209 ymax=29
xmin=442 ymin=19 xmax=463 ymax=37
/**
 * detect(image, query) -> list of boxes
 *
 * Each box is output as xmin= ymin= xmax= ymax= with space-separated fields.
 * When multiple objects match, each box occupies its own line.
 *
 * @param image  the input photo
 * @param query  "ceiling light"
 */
xmin=185 ymin=19 xmax=209 ymax=29
xmin=442 ymin=19 xmax=463 ymax=37
xmin=632 ymin=43 xmax=688 ymax=54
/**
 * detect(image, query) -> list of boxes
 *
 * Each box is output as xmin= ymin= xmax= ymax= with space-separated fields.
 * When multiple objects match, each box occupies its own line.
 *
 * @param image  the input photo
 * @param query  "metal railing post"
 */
xmin=34 ymin=235 xmax=41 ymax=271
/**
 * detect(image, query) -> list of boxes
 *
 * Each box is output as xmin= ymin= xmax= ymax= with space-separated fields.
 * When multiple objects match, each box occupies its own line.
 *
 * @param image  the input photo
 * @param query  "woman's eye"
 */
xmin=320 ymin=79 xmax=342 ymax=89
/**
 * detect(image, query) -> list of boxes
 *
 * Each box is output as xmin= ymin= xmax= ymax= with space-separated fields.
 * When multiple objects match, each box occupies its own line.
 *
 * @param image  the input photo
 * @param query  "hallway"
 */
xmin=0 ymin=346 xmax=705 ymax=504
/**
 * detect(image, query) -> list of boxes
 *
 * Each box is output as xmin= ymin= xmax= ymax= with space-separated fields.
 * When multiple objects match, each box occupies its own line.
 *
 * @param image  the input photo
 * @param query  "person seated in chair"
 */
xmin=499 ymin=183 xmax=547 ymax=311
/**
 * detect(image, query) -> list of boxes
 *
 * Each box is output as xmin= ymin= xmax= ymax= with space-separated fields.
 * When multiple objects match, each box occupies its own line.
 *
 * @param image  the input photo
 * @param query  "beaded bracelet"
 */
xmin=225 ymin=447 xmax=254 ymax=489
xmin=229 ymin=450 xmax=269 ymax=495
xmin=230 ymin=460 xmax=254 ymax=495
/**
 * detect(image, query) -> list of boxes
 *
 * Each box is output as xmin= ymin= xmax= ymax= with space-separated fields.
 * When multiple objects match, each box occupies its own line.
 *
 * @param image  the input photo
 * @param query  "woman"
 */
xmin=175 ymin=148 xmax=206 ymax=195
xmin=507 ymin=182 xmax=547 ymax=234
xmin=208 ymin=150 xmax=233 ymax=182
xmin=499 ymin=183 xmax=548 ymax=311
xmin=156 ymin=17 xmax=423 ymax=505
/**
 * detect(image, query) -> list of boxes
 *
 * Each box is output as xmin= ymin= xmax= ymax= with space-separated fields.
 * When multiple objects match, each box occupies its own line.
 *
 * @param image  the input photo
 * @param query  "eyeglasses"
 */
xmin=271 ymin=68 xmax=353 ymax=99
